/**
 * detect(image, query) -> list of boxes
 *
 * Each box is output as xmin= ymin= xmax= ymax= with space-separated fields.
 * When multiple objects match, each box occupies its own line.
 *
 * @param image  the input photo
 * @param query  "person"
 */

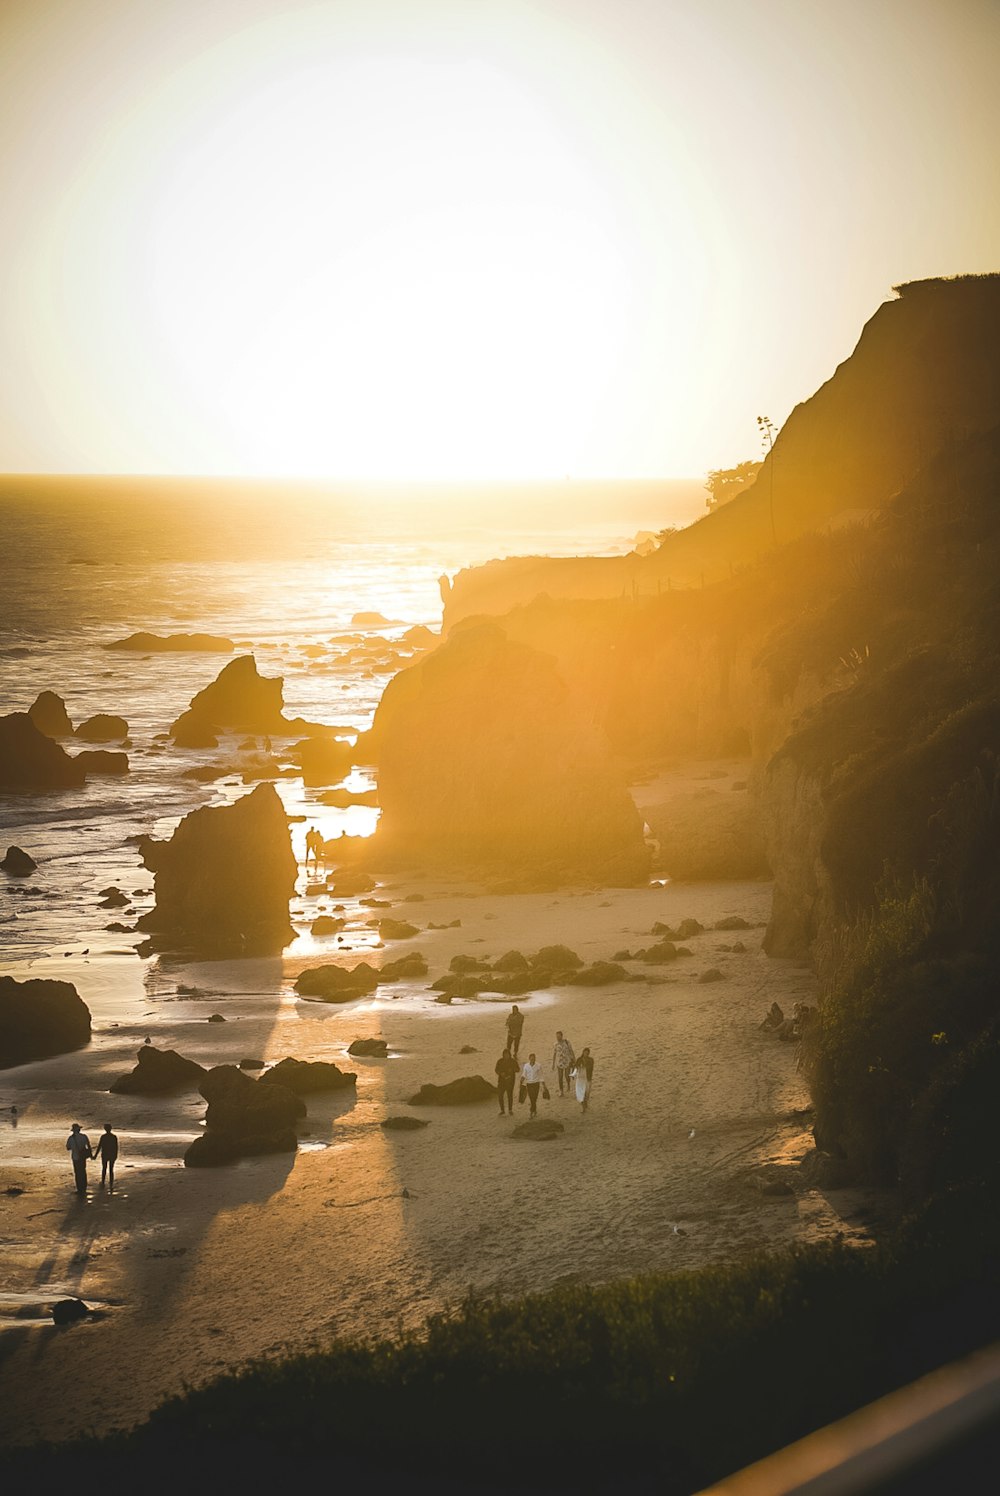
xmin=66 ymin=1122 xmax=92 ymax=1196
xmin=96 ymin=1123 xmax=119 ymax=1190
xmin=495 ymin=1045 xmax=517 ymax=1116
xmin=505 ymin=1004 xmax=524 ymax=1059
xmin=520 ymin=1052 xmax=544 ymax=1118
xmin=304 ymin=827 xmax=317 ymax=865
xmin=551 ymin=1030 xmax=575 ymax=1096
xmin=572 ymin=1048 xmax=595 ymax=1112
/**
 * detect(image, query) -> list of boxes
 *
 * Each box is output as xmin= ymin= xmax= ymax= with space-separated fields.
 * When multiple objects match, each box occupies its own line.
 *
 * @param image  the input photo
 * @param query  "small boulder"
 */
xmin=28 ymin=691 xmax=73 ymax=737
xmin=715 ymin=916 xmax=750 ymax=931
xmin=449 ymin=954 xmax=491 ymax=973
xmin=259 ymin=1057 xmax=357 ymax=1093
xmin=377 ymin=918 xmax=419 ymax=941
xmin=698 ymin=969 xmax=725 ymax=984
xmin=530 ymin=945 xmax=582 ymax=971
xmin=641 ymin=941 xmax=678 ymax=964
xmin=73 ymin=749 xmax=129 ymax=776
xmin=408 ymin=1076 xmax=496 ymax=1106
xmin=1 ymin=846 xmax=37 ymax=876
xmin=295 ymin=962 xmax=380 ymax=1001
xmin=110 ymin=1046 xmax=207 ymax=1095
xmin=52 ymin=1298 xmax=91 ymax=1326
xmin=379 ymin=953 xmax=428 ymax=981
xmin=347 ymin=1038 xmax=388 ymax=1057
xmin=381 ymin=1115 xmax=430 ymax=1130
xmin=207 ymin=1013 xmax=226 ymax=1024
xmin=311 ymin=915 xmax=346 ymax=936
xmin=493 ymin=950 xmax=530 ymax=973
xmin=75 ymin=713 xmax=129 ymax=742
xmin=459 ymin=1044 xmax=478 ymax=1054
xmin=566 ymin=961 xmax=628 ymax=986
xmin=512 ymin=1119 xmax=564 ymax=1141
xmin=99 ymin=888 xmax=129 ymax=909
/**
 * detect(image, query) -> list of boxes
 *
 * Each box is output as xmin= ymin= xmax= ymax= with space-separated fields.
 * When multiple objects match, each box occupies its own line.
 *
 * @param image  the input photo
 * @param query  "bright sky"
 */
xmin=1 ymin=0 xmax=997 ymax=480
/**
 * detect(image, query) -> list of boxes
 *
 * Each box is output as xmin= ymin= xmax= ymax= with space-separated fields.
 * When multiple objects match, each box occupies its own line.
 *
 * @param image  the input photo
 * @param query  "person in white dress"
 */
xmin=572 ymin=1048 xmax=594 ymax=1112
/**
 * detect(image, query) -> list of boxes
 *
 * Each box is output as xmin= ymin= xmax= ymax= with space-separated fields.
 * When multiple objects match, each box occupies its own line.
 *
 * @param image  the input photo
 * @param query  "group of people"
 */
xmin=66 ymin=1122 xmax=119 ymax=1196
xmin=495 ymin=1005 xmax=595 ymax=1118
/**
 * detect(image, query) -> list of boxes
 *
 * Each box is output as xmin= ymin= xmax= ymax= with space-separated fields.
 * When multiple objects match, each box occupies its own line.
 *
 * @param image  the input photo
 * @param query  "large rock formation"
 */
xmin=184 ymin=1064 xmax=304 ymax=1167
xmin=365 ymin=621 xmax=648 ymax=884
xmin=258 ymin=1057 xmax=357 ymax=1093
xmin=0 ymin=976 xmax=92 ymax=1068
xmin=138 ymin=782 xmax=297 ymax=955
xmin=0 ymin=713 xmax=86 ymax=792
xmin=170 ymin=655 xmax=287 ymax=742
xmin=27 ymin=691 xmax=73 ymax=737
xmin=75 ymin=713 xmax=129 ymax=742
xmin=107 ymin=632 xmax=234 ymax=652
xmin=110 ymin=1046 xmax=207 ymax=1094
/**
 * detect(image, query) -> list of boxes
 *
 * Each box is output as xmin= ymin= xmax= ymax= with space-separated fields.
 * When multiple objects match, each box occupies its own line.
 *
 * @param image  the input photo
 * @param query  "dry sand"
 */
xmin=0 ymin=848 xmax=889 ymax=1451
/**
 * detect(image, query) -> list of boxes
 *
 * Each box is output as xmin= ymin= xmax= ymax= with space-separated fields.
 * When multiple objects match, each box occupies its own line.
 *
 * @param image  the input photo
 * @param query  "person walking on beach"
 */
xmin=495 ymin=1045 xmax=517 ymax=1116
xmin=572 ymin=1048 xmax=595 ymax=1112
xmin=506 ymin=1004 xmax=524 ymax=1059
xmin=552 ymin=1030 xmax=575 ymax=1096
xmin=520 ymin=1052 xmax=544 ymax=1118
xmin=96 ymin=1123 xmax=119 ymax=1190
xmin=66 ymin=1123 xmax=92 ymax=1196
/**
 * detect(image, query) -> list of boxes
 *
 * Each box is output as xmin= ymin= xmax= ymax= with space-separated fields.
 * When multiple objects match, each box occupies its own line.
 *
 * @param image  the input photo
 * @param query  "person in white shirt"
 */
xmin=551 ymin=1031 xmax=575 ymax=1096
xmin=520 ymin=1053 xmax=544 ymax=1117
xmin=66 ymin=1122 xmax=92 ymax=1196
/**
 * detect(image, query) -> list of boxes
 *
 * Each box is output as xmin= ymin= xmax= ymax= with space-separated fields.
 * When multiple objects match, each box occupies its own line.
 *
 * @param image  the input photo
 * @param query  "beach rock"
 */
xmin=1 ymin=846 xmax=37 ymax=875
xmin=187 ymin=1065 xmax=305 ymax=1166
xmin=429 ymin=974 xmax=484 ymax=999
xmin=137 ymin=783 xmax=296 ymax=956
xmin=433 ymin=993 xmax=453 ymax=1004
xmin=207 ymin=1013 xmax=226 ymax=1023
xmin=640 ymin=940 xmax=679 ymax=963
xmin=184 ymin=1128 xmax=296 ymax=1168
xmin=172 ymin=720 xmax=219 ymax=749
xmin=613 ymin=949 xmax=635 ymax=962
xmin=449 ymin=954 xmax=490 ymax=973
xmin=290 ymin=737 xmax=352 ymax=787
xmin=381 ymin=1115 xmax=430 ymax=1130
xmin=106 ymin=632 xmax=234 ymax=653
xmin=51 ymin=1298 xmax=90 ymax=1326
xmin=715 ymin=916 xmax=751 ymax=931
xmin=480 ymin=971 xmax=547 ymax=997
xmin=428 ymin=919 xmax=462 ymax=930
xmin=0 ymin=712 xmax=87 ymax=792
xmin=347 ymin=1038 xmax=388 ymax=1057
xmin=73 ymin=749 xmax=129 ymax=775
xmin=408 ymin=1076 xmax=496 ymax=1106
xmin=110 ymin=1045 xmax=207 ymax=1094
xmin=239 ymin=1058 xmax=266 ymax=1070
xmin=376 ymin=918 xmax=419 ymax=941
xmin=698 ymin=968 xmax=726 ymax=983
xmin=652 ymin=918 xmax=704 ymax=939
xmin=379 ymin=953 xmax=428 ymax=980
xmin=352 ymin=611 xmax=391 ymax=626
xmin=459 ymin=1044 xmax=478 ymax=1054
xmin=512 ymin=1119 xmax=565 ymax=1141
xmin=170 ymin=655 xmax=288 ymax=741
xmin=327 ymin=872 xmax=376 ymax=897
xmin=99 ymin=888 xmax=129 ymax=908
xmin=567 ymin=961 xmax=628 ymax=986
xmin=311 ymin=915 xmax=346 ymax=936
xmin=27 ymin=691 xmax=73 ymax=737
xmin=493 ymin=950 xmax=530 ymax=973
xmin=259 ymin=1057 xmax=357 ymax=1093
xmin=295 ymin=962 xmax=380 ymax=1000
xmin=75 ymin=713 xmax=128 ymax=742
xmin=0 ymin=976 xmax=91 ymax=1068
xmin=531 ymin=945 xmax=582 ymax=971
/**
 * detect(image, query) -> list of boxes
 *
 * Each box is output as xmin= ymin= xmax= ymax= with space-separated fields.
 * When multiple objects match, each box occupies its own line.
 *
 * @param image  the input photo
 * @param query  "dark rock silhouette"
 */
xmin=566 ymin=961 xmax=628 ymax=986
xmin=295 ymin=962 xmax=380 ymax=1000
xmin=138 ymin=783 xmax=296 ymax=955
xmin=531 ymin=945 xmax=583 ymax=971
xmin=51 ymin=1298 xmax=91 ymax=1325
xmin=0 ymin=976 xmax=91 ymax=1068
xmin=291 ymin=736 xmax=352 ymax=787
xmin=381 ymin=1115 xmax=429 ymax=1130
xmin=75 ymin=713 xmax=128 ymax=742
xmin=0 ymin=712 xmax=86 ymax=792
xmin=376 ymin=918 xmax=419 ymax=940
xmin=259 ymin=1057 xmax=357 ymax=1093
xmin=73 ymin=749 xmax=129 ymax=776
xmin=310 ymin=915 xmax=346 ymax=935
xmin=185 ymin=1064 xmax=304 ymax=1167
xmin=379 ymin=953 xmax=428 ymax=980
xmin=408 ymin=1076 xmax=496 ymax=1106
xmin=1 ymin=846 xmax=37 ymax=875
xmin=170 ymin=655 xmax=287 ymax=741
xmin=27 ymin=690 xmax=72 ymax=737
xmin=107 ymin=632 xmax=234 ymax=652
xmin=347 ymin=1038 xmax=388 ymax=1057
xmin=110 ymin=1046 xmax=207 ymax=1094
xmin=513 ymin=1119 xmax=565 ymax=1140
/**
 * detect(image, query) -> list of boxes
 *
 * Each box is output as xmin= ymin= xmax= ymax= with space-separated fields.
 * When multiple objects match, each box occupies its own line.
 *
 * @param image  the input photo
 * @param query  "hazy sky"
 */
xmin=1 ymin=0 xmax=997 ymax=480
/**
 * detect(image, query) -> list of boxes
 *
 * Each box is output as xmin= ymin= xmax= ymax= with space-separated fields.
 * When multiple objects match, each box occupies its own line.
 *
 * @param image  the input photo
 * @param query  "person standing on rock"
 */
xmin=506 ymin=1004 xmax=524 ymax=1059
xmin=66 ymin=1123 xmax=92 ymax=1197
xmin=551 ymin=1031 xmax=575 ymax=1096
xmin=572 ymin=1048 xmax=595 ymax=1113
xmin=520 ymin=1052 xmax=544 ymax=1118
xmin=96 ymin=1123 xmax=119 ymax=1190
xmin=495 ymin=1045 xmax=517 ymax=1116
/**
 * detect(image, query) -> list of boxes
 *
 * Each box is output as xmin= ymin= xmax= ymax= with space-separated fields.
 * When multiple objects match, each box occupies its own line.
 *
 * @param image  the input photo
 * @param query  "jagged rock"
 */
xmin=259 ymin=1057 xmax=357 ymax=1093
xmin=170 ymin=655 xmax=287 ymax=741
xmin=381 ymin=1115 xmax=430 ymax=1130
xmin=408 ymin=1076 xmax=496 ymax=1106
xmin=566 ymin=961 xmax=628 ymax=986
xmin=106 ymin=632 xmax=234 ymax=653
xmin=376 ymin=918 xmax=419 ymax=941
xmin=311 ymin=915 xmax=346 ymax=936
xmin=531 ymin=945 xmax=582 ymax=971
xmin=493 ymin=950 xmax=530 ymax=973
xmin=28 ymin=691 xmax=72 ymax=737
xmin=295 ymin=962 xmax=380 ymax=1000
xmin=449 ymin=954 xmax=491 ymax=973
xmin=1 ymin=846 xmax=37 ymax=875
xmin=347 ymin=1038 xmax=388 ymax=1057
xmin=185 ymin=1064 xmax=304 ymax=1167
xmin=0 ymin=976 xmax=91 ymax=1068
xmin=73 ymin=749 xmax=129 ymax=775
xmin=52 ymin=1298 xmax=91 ymax=1325
xmin=513 ymin=1119 xmax=565 ymax=1140
xmin=698 ymin=968 xmax=725 ymax=983
xmin=75 ymin=713 xmax=128 ymax=742
xmin=379 ymin=953 xmax=428 ymax=980
xmin=0 ymin=713 xmax=86 ymax=792
xmin=110 ymin=1046 xmax=207 ymax=1094
xmin=641 ymin=940 xmax=678 ymax=963
xmin=715 ymin=916 xmax=751 ymax=931
xmin=137 ymin=783 xmax=296 ymax=955
xmin=652 ymin=918 xmax=704 ymax=939
xmin=99 ymin=888 xmax=129 ymax=908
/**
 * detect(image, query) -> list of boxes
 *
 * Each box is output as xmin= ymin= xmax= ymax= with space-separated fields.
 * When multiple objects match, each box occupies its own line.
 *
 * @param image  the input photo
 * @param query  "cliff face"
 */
xmin=445 ymin=275 xmax=1000 ymax=624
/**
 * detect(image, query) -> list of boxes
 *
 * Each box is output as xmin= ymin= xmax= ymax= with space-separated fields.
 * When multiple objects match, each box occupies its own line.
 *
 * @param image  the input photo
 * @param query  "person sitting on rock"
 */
xmin=520 ymin=1052 xmax=544 ymax=1118
xmin=96 ymin=1123 xmax=119 ymax=1190
xmin=505 ymin=1004 xmax=524 ymax=1059
xmin=495 ymin=1045 xmax=517 ymax=1116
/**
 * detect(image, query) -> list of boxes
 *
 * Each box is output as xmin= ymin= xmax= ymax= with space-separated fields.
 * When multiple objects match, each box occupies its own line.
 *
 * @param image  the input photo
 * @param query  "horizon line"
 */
xmin=0 ymin=470 xmax=704 ymax=486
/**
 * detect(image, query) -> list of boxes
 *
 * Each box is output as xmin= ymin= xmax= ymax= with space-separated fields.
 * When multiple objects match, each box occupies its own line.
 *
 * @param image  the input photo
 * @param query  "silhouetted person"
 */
xmin=506 ymin=1004 xmax=524 ymax=1059
xmin=552 ymin=1030 xmax=575 ymax=1096
xmin=96 ymin=1123 xmax=119 ymax=1189
xmin=66 ymin=1122 xmax=92 ymax=1196
xmin=572 ymin=1048 xmax=595 ymax=1112
xmin=520 ymin=1052 xmax=544 ymax=1118
xmin=495 ymin=1045 xmax=517 ymax=1116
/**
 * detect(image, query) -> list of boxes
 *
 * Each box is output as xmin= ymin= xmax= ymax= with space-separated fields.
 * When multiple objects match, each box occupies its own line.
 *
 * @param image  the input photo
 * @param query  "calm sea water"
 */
xmin=0 ymin=477 xmax=702 ymax=968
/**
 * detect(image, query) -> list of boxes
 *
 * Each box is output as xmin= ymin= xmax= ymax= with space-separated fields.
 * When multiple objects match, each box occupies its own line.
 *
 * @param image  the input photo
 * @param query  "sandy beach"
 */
xmin=0 ymin=789 xmax=885 ymax=1449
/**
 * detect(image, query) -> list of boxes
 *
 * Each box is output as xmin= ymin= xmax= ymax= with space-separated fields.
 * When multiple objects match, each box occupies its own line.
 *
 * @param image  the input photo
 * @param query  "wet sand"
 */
xmin=0 ymin=861 xmax=883 ymax=1450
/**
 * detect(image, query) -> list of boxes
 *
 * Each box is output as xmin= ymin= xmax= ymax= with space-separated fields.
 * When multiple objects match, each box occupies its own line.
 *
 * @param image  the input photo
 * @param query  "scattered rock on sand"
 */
xmin=531 ymin=945 xmax=582 ymax=971
xmin=27 ymin=691 xmax=73 ymax=737
xmin=513 ymin=1119 xmax=565 ymax=1141
xmin=106 ymin=632 xmax=234 ymax=652
xmin=450 ymin=954 xmax=490 ymax=973
xmin=207 ymin=1013 xmax=226 ymax=1023
xmin=75 ymin=713 xmax=128 ymax=742
xmin=0 ymin=712 xmax=86 ymax=792
xmin=698 ymin=968 xmax=726 ymax=983
xmin=347 ymin=1038 xmax=388 ymax=1057
xmin=715 ymin=916 xmax=751 ymax=931
xmin=110 ymin=1045 xmax=207 ymax=1094
xmin=459 ymin=1044 xmax=478 ymax=1054
xmin=493 ymin=949 xmax=530 ymax=972
xmin=327 ymin=872 xmax=376 ymax=897
xmin=52 ymin=1298 xmax=91 ymax=1326
xmin=652 ymin=918 xmax=704 ymax=939
xmin=311 ymin=915 xmax=346 ymax=936
xmin=185 ymin=1065 xmax=305 ymax=1167
xmin=375 ymin=918 xmax=419 ymax=941
xmin=408 ymin=1076 xmax=496 ymax=1106
xmin=73 ymin=749 xmax=129 ymax=775
xmin=259 ymin=1057 xmax=357 ymax=1093
xmin=381 ymin=1115 xmax=430 ymax=1130
xmin=430 ymin=974 xmax=485 ymax=999
xmin=1 ymin=846 xmax=37 ymax=875
xmin=0 ymin=976 xmax=91 ymax=1068
xmin=295 ymin=962 xmax=380 ymax=1001
xmin=138 ymin=783 xmax=296 ymax=956
xmin=566 ymin=961 xmax=628 ymax=986
xmin=379 ymin=953 xmax=428 ymax=980
xmin=640 ymin=940 xmax=678 ymax=963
